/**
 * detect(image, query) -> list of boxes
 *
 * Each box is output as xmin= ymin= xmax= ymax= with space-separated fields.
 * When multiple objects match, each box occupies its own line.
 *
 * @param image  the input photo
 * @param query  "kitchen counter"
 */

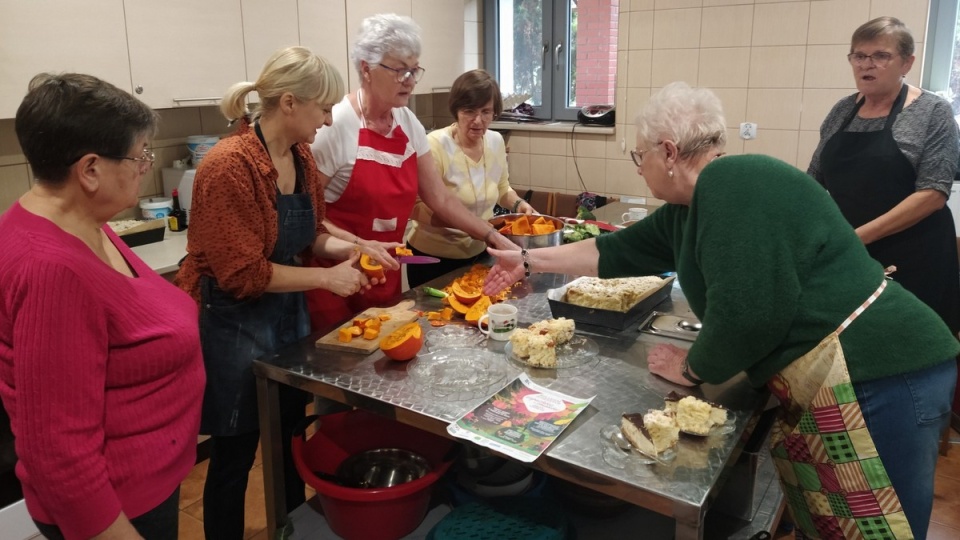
xmin=130 ymin=230 xmax=187 ymax=275
xmin=253 ymin=271 xmax=783 ymax=539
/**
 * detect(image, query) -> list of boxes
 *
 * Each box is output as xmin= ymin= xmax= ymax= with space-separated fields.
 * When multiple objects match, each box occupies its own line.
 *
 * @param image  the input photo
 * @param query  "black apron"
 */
xmin=820 ymin=84 xmax=960 ymax=333
xmin=198 ymin=125 xmax=315 ymax=435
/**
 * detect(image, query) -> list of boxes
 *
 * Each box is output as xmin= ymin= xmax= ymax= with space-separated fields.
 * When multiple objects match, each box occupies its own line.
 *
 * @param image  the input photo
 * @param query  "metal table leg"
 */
xmin=256 ymin=375 xmax=287 ymax=539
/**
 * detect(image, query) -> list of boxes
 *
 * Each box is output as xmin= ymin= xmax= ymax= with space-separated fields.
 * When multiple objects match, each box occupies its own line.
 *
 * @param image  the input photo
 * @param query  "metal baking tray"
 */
xmin=546 ymin=275 xmax=675 ymax=331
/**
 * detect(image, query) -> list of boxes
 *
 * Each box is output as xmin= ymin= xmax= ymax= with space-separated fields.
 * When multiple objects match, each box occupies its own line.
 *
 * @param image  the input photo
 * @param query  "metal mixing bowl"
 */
xmin=489 ymin=213 xmax=564 ymax=249
xmin=335 ymin=448 xmax=431 ymax=489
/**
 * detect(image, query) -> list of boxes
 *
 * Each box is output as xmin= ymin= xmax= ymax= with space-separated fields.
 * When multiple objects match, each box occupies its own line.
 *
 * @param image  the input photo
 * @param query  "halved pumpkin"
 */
xmin=359 ymin=254 xmax=385 ymax=281
xmin=379 ymin=322 xmax=424 ymax=361
xmin=451 ymin=281 xmax=481 ymax=304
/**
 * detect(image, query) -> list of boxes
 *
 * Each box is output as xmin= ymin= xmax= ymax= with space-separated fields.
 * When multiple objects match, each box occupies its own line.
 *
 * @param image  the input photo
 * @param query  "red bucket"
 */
xmin=292 ymin=410 xmax=456 ymax=540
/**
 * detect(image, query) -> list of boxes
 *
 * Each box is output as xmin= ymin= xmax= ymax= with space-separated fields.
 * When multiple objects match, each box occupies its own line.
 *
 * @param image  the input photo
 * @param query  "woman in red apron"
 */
xmin=307 ymin=13 xmax=517 ymax=331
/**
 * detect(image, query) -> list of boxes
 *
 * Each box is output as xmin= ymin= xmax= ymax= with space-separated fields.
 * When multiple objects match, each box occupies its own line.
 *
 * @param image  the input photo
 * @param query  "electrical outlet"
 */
xmin=740 ymin=122 xmax=757 ymax=140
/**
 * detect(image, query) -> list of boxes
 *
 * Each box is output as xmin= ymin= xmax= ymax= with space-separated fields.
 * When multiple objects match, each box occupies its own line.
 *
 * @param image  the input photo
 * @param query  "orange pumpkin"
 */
xmin=446 ymin=295 xmax=471 ymax=315
xmin=359 ymin=254 xmax=385 ymax=281
xmin=451 ymin=281 xmax=481 ymax=304
xmin=465 ymin=296 xmax=492 ymax=324
xmin=379 ymin=322 xmax=424 ymax=361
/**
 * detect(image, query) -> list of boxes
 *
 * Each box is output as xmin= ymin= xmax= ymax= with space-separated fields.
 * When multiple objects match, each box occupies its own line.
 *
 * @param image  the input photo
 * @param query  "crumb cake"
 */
xmin=620 ymin=410 xmax=679 ymax=455
xmin=564 ymin=276 xmax=665 ymax=312
xmin=509 ymin=318 xmax=575 ymax=368
xmin=665 ymin=392 xmax=727 ymax=432
xmin=675 ymin=396 xmax=714 ymax=435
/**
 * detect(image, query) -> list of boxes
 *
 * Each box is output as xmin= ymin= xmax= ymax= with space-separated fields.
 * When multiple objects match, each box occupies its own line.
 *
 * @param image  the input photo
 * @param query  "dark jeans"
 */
xmin=202 ymin=386 xmax=306 ymax=540
xmin=34 ymin=486 xmax=180 ymax=540
xmin=405 ymin=243 xmax=482 ymax=289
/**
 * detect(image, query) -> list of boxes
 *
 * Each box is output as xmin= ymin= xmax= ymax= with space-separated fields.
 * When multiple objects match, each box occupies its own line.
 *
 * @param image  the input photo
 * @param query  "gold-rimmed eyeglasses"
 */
xmin=459 ymin=108 xmax=495 ymax=121
xmin=847 ymin=51 xmax=895 ymax=67
xmin=377 ymin=63 xmax=426 ymax=83
xmin=630 ymin=141 xmax=663 ymax=167
xmin=102 ymin=149 xmax=156 ymax=172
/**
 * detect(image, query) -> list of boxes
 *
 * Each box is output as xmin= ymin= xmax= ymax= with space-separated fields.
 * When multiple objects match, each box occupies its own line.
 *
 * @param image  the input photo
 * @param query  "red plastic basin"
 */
xmin=291 ymin=410 xmax=456 ymax=540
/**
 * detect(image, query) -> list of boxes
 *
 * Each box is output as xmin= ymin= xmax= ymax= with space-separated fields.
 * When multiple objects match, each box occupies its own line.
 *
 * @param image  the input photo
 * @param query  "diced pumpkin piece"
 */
xmin=441 ymin=307 xmax=453 ymax=321
xmin=362 ymin=327 xmax=379 ymax=340
xmin=531 ymin=223 xmax=554 ymax=235
xmin=364 ymin=318 xmax=381 ymax=330
xmin=349 ymin=326 xmax=363 ymax=336
xmin=378 ymin=314 xmax=392 ymax=321
xmin=533 ymin=216 xmax=547 ymax=225
xmin=427 ymin=311 xmax=442 ymax=320
xmin=511 ymin=216 xmax=531 ymax=235
xmin=395 ymin=247 xmax=413 ymax=257
xmin=353 ymin=318 xmax=367 ymax=327
xmin=338 ymin=327 xmax=354 ymax=343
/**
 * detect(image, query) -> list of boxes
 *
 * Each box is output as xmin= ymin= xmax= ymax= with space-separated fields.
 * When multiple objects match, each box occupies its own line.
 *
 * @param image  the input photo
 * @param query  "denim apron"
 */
xmin=198 ymin=128 xmax=314 ymax=436
xmin=768 ymin=281 xmax=912 ymax=539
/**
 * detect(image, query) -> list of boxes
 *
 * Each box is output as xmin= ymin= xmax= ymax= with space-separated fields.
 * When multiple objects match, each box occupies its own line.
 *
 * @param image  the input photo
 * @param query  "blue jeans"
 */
xmin=854 ymin=358 xmax=957 ymax=540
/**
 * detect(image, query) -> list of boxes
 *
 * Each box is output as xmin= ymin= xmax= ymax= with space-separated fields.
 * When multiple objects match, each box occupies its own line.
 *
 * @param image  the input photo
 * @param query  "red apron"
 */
xmin=307 ymin=121 xmax=420 ymax=330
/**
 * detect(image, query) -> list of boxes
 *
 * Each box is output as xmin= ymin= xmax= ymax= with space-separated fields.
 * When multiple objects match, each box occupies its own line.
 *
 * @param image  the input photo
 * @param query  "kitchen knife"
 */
xmin=396 ymin=255 xmax=441 ymax=264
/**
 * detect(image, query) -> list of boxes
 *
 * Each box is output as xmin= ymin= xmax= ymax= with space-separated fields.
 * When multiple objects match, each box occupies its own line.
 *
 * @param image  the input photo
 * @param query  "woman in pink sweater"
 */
xmin=0 ymin=73 xmax=205 ymax=540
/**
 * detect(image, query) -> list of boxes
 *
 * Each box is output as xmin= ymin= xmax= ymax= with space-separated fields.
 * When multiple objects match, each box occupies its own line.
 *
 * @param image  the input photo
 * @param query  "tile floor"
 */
xmin=177 ymin=429 xmax=960 ymax=539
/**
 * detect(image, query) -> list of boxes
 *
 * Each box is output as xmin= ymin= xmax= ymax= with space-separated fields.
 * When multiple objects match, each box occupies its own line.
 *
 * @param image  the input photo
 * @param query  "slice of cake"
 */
xmin=666 ymin=392 xmax=728 ymax=430
xmin=528 ymin=317 xmax=575 ymax=345
xmin=620 ymin=410 xmax=679 ymax=455
xmin=675 ymin=396 xmax=714 ymax=435
xmin=509 ymin=329 xmax=557 ymax=368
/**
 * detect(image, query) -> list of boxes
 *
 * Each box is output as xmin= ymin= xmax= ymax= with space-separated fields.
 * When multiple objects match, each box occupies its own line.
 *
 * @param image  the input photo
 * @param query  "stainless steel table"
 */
xmin=254 ymin=272 xmax=780 ymax=539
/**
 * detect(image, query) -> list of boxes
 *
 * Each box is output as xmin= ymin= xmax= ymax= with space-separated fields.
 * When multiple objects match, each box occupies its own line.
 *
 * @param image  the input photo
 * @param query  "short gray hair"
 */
xmin=352 ymin=13 xmax=423 ymax=77
xmin=636 ymin=82 xmax=726 ymax=160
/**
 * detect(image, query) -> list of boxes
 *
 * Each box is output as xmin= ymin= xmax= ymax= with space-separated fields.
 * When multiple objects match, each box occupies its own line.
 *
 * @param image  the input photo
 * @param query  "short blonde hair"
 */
xmin=352 ymin=13 xmax=422 ymax=77
xmin=636 ymin=82 xmax=726 ymax=160
xmin=221 ymin=46 xmax=345 ymax=121
xmin=851 ymin=16 xmax=914 ymax=58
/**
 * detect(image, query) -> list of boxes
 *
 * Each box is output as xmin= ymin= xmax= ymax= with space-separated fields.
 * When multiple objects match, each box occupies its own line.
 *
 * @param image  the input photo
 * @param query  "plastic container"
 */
xmin=186 ymin=135 xmax=219 ymax=166
xmin=291 ymin=410 xmax=457 ymax=540
xmin=139 ymin=197 xmax=173 ymax=219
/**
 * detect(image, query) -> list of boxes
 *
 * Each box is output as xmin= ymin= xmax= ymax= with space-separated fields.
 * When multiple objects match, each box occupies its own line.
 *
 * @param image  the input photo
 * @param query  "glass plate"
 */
xmin=425 ymin=325 xmax=486 ymax=351
xmin=504 ymin=335 xmax=599 ymax=369
xmin=599 ymin=425 xmax=676 ymax=468
xmin=407 ymin=349 xmax=507 ymax=400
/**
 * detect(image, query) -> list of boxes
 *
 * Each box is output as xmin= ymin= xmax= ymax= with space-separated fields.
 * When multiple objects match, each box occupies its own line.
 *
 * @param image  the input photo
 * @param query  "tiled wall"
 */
xmin=504 ymin=0 xmax=931 ymax=204
xmin=0 ymin=0 xmax=931 ymax=213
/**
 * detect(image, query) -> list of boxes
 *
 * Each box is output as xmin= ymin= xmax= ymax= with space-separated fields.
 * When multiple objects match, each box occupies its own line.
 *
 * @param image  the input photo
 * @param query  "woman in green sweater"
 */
xmin=484 ymin=82 xmax=957 ymax=540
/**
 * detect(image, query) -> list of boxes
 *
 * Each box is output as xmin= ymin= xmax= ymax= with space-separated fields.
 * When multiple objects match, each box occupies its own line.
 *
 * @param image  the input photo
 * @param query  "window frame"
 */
xmin=921 ymin=0 xmax=959 ymax=92
xmin=484 ymin=0 xmax=589 ymax=122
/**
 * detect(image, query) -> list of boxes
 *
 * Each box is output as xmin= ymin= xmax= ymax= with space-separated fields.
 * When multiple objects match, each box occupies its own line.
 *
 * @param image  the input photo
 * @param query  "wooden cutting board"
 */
xmin=315 ymin=299 xmax=420 ymax=354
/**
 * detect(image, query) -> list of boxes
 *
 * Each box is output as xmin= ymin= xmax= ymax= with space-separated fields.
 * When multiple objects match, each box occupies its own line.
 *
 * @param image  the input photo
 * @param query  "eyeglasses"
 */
xmin=459 ymin=108 xmax=495 ymax=121
xmin=377 ymin=63 xmax=426 ymax=83
xmin=847 ymin=51 xmax=895 ymax=67
xmin=630 ymin=142 xmax=663 ymax=167
xmin=102 ymin=149 xmax=156 ymax=172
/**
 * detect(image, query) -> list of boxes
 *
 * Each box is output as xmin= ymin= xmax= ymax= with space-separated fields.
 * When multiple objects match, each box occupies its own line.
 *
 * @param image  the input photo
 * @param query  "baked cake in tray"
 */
xmin=564 ymin=276 xmax=665 ymax=312
xmin=620 ymin=410 xmax=680 ymax=455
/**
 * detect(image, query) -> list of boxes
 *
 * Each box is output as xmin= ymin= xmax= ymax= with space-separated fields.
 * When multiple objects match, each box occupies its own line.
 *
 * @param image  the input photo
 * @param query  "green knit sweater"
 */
xmin=597 ymin=154 xmax=958 ymax=387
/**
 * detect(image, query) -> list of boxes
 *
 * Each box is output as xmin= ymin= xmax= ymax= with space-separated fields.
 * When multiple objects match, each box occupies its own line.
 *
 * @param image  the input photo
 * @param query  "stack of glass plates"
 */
xmin=407 ymin=349 xmax=508 ymax=401
xmin=425 ymin=326 xmax=486 ymax=351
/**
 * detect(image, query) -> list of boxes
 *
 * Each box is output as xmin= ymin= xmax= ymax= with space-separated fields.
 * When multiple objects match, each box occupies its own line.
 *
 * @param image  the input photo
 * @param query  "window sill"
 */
xmin=489 ymin=121 xmax=615 ymax=135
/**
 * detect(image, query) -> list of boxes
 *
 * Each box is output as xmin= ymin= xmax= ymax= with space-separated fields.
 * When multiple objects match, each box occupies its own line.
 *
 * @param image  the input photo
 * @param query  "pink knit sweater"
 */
xmin=0 ymin=202 xmax=205 ymax=540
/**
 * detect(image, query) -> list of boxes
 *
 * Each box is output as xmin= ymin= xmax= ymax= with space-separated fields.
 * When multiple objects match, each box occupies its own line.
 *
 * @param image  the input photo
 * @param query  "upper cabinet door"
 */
xmin=299 ymin=0 xmax=350 ymax=93
xmin=412 ymin=0 xmax=464 ymax=94
xmin=242 ymin=0 xmax=301 ymax=80
xmin=124 ymin=0 xmax=246 ymax=109
xmin=0 ymin=0 xmax=131 ymax=118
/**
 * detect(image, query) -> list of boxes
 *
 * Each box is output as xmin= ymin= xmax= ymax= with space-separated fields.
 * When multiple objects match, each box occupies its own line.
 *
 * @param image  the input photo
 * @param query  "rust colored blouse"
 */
xmin=176 ymin=119 xmax=329 ymax=302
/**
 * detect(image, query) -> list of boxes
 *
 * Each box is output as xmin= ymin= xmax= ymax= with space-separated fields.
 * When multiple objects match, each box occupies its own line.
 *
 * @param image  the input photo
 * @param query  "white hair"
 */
xmin=351 ymin=13 xmax=423 ymax=77
xmin=636 ymin=82 xmax=727 ymax=160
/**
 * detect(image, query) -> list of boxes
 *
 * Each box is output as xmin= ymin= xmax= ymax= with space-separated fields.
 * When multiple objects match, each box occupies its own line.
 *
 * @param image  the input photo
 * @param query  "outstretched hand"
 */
xmin=482 ymin=246 xmax=525 ymax=296
xmin=646 ymin=343 xmax=698 ymax=387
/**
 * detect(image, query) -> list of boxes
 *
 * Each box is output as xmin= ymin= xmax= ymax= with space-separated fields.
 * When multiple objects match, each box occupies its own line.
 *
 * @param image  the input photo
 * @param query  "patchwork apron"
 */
xmin=306 ymin=112 xmax=420 ymax=330
xmin=767 ymin=280 xmax=913 ymax=539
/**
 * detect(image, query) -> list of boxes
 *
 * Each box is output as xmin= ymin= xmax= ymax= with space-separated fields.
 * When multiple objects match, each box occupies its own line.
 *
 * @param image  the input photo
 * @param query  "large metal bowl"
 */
xmin=489 ymin=213 xmax=564 ymax=249
xmin=335 ymin=448 xmax=431 ymax=489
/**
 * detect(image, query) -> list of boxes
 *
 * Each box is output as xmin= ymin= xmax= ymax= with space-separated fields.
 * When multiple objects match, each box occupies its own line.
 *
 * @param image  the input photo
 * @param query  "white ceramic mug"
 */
xmin=478 ymin=303 xmax=518 ymax=341
xmin=621 ymin=207 xmax=648 ymax=223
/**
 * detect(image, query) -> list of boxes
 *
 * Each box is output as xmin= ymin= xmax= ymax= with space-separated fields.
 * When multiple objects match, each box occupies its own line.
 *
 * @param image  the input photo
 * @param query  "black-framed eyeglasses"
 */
xmin=102 ymin=149 xmax=156 ymax=171
xmin=847 ymin=51 xmax=895 ymax=67
xmin=377 ymin=63 xmax=426 ymax=83
xmin=630 ymin=142 xmax=663 ymax=167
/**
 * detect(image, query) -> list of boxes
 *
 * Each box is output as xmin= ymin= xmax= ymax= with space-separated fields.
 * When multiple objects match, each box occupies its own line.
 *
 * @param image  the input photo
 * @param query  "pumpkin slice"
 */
xmin=451 ymin=281 xmax=481 ymax=304
xmin=379 ymin=322 xmax=424 ymax=361
xmin=531 ymin=223 xmax=555 ymax=235
xmin=359 ymin=254 xmax=385 ymax=281
xmin=447 ymin=295 xmax=471 ymax=315
xmin=511 ymin=215 xmax=531 ymax=235
xmin=465 ymin=296 xmax=492 ymax=324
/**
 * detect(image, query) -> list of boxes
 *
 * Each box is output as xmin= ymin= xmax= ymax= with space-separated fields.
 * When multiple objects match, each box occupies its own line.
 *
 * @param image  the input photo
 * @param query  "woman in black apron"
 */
xmin=177 ymin=47 xmax=371 ymax=539
xmin=810 ymin=17 xmax=960 ymax=335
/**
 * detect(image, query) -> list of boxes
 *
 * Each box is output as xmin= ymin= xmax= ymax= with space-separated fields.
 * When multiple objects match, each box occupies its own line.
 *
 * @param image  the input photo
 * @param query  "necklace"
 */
xmin=453 ymin=126 xmax=489 ymax=217
xmin=357 ymin=88 xmax=394 ymax=135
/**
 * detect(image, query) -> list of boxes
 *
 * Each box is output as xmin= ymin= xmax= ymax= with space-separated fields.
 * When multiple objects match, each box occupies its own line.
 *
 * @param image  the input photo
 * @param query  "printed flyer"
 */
xmin=447 ymin=373 xmax=595 ymax=462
